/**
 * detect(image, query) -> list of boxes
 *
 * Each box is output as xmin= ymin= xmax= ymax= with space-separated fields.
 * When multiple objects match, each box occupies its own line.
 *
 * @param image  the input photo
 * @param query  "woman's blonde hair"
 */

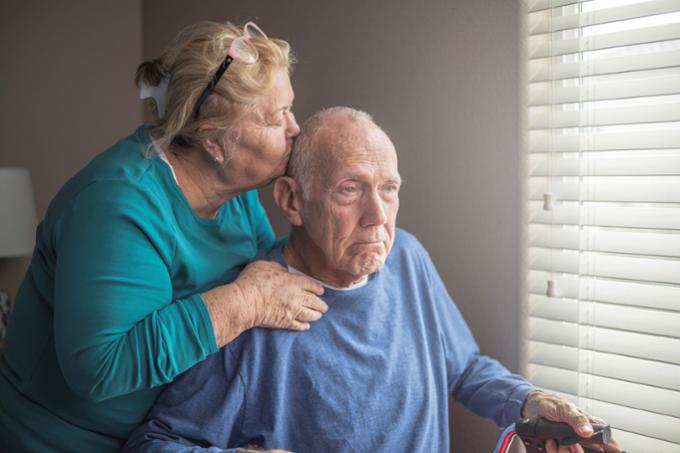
xmin=135 ymin=21 xmax=294 ymax=156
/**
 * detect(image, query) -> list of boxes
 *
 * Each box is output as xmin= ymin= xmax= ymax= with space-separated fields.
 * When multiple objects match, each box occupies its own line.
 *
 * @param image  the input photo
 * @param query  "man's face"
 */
xmin=301 ymin=124 xmax=401 ymax=278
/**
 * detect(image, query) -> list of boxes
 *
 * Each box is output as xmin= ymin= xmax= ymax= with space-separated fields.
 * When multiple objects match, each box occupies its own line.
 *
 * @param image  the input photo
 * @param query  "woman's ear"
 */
xmin=200 ymin=138 xmax=224 ymax=164
xmin=198 ymin=126 xmax=225 ymax=164
xmin=273 ymin=176 xmax=303 ymax=226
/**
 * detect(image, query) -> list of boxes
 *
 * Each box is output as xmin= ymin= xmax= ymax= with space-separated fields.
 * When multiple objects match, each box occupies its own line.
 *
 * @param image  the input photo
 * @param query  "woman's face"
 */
xmin=226 ymin=67 xmax=300 ymax=189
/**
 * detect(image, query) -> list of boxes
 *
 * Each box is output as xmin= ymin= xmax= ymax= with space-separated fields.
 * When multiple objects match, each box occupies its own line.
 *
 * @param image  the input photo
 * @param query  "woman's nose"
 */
xmin=287 ymin=111 xmax=300 ymax=138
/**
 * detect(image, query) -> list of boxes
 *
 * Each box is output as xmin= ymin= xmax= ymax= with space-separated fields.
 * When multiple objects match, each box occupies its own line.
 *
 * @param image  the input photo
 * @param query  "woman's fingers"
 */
xmin=301 ymin=293 xmax=329 ymax=314
xmin=286 ymin=319 xmax=311 ymax=331
xmin=296 ymin=306 xmax=324 ymax=323
xmin=293 ymin=273 xmax=325 ymax=295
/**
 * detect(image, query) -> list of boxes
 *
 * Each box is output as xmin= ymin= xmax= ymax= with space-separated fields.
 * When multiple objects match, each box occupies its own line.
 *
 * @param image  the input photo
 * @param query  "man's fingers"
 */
xmin=555 ymin=403 xmax=593 ymax=437
xmin=589 ymin=416 xmax=607 ymax=425
xmin=573 ymin=416 xmax=594 ymax=437
xmin=569 ymin=443 xmax=585 ymax=453
xmin=546 ymin=439 xmax=559 ymax=453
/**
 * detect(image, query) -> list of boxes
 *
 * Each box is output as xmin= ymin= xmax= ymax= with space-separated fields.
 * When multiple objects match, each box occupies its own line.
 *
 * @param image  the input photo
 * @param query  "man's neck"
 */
xmin=282 ymin=229 xmax=367 ymax=289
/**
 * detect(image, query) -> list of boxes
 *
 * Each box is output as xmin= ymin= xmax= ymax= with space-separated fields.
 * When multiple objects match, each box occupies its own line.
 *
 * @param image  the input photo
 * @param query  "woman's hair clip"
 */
xmin=139 ymin=78 xmax=169 ymax=117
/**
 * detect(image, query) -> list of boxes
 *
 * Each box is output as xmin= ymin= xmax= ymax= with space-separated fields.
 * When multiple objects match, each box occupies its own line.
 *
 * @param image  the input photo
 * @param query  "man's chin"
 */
xmin=349 ymin=254 xmax=386 ymax=276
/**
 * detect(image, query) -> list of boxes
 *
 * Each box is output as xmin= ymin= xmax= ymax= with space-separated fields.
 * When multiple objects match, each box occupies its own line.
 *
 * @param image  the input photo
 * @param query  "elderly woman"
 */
xmin=0 ymin=21 xmax=327 ymax=452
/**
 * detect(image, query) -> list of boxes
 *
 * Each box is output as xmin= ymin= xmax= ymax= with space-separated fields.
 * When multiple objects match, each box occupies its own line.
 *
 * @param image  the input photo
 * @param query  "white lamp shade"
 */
xmin=0 ymin=168 xmax=38 ymax=257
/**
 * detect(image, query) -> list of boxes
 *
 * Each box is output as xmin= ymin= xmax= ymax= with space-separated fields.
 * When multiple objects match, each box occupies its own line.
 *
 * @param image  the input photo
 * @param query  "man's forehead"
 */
xmin=325 ymin=149 xmax=400 ymax=180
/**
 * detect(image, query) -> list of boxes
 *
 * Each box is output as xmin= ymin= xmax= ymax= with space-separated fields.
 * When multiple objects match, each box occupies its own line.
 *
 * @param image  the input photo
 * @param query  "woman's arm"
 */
xmin=53 ymin=181 xmax=326 ymax=401
xmin=54 ymin=181 xmax=217 ymax=401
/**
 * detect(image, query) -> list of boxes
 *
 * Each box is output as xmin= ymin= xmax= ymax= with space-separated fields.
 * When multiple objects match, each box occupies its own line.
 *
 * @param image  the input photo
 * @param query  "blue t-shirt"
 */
xmin=0 ymin=126 xmax=276 ymax=452
xmin=124 ymin=229 xmax=534 ymax=453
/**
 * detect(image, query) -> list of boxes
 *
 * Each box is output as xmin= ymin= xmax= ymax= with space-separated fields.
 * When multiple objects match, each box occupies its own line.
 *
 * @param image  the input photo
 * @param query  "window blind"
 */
xmin=526 ymin=1 xmax=680 ymax=452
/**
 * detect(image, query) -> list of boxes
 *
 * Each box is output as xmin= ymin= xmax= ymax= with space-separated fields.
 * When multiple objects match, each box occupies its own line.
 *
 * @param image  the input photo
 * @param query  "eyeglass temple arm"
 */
xmin=193 ymin=54 xmax=235 ymax=119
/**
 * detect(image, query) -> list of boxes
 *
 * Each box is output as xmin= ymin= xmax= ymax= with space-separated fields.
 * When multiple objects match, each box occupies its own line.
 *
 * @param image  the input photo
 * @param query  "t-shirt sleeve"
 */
xmin=53 ymin=181 xmax=218 ymax=402
xmin=415 ymin=239 xmax=535 ymax=427
xmin=123 ymin=345 xmax=246 ymax=452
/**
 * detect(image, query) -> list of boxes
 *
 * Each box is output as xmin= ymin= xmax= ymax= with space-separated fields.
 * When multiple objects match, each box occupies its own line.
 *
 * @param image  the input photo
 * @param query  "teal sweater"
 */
xmin=0 ymin=126 xmax=276 ymax=452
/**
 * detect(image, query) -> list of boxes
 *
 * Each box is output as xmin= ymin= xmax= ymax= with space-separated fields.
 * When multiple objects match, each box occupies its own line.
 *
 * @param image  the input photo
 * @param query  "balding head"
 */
xmin=287 ymin=107 xmax=393 ymax=197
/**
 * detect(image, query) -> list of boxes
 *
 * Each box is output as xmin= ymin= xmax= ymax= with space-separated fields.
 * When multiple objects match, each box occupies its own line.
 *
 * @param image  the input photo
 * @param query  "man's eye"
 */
xmin=342 ymin=186 xmax=357 ymax=193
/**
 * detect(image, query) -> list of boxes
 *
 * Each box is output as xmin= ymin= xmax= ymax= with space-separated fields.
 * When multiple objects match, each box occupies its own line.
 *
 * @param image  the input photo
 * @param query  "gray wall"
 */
xmin=0 ymin=1 xmax=143 ymax=299
xmin=143 ymin=1 xmax=524 ymax=452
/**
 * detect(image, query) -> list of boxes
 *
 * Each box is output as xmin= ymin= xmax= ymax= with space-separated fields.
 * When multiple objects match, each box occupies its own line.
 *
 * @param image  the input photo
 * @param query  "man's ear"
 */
xmin=273 ymin=176 xmax=303 ymax=226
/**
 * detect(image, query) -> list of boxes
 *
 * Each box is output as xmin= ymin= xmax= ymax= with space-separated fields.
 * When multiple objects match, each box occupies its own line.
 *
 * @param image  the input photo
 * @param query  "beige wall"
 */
xmin=0 ymin=1 xmax=143 ymax=298
xmin=143 ymin=1 xmax=524 ymax=452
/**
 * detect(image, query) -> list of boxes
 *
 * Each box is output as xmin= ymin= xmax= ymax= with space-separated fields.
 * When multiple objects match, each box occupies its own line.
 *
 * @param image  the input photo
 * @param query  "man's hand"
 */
xmin=521 ymin=390 xmax=622 ymax=453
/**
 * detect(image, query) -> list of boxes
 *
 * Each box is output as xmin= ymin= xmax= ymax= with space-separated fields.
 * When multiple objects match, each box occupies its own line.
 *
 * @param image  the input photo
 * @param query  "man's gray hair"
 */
xmin=288 ymin=106 xmax=383 ymax=196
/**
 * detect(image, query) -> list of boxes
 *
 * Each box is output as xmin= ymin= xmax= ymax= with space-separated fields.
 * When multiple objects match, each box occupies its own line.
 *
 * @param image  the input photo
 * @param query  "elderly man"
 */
xmin=124 ymin=108 xmax=617 ymax=453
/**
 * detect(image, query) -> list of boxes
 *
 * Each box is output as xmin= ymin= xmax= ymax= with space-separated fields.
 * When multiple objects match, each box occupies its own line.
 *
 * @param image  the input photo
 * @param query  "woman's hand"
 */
xmin=202 ymin=260 xmax=327 ymax=347
xmin=234 ymin=260 xmax=327 ymax=330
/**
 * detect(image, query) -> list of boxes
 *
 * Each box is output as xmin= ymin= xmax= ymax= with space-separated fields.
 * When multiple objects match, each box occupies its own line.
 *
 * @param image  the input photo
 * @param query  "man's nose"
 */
xmin=361 ymin=190 xmax=388 ymax=226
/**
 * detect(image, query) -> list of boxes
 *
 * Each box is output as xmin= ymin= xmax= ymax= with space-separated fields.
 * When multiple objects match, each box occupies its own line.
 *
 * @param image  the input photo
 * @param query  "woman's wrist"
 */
xmin=202 ymin=282 xmax=256 ymax=347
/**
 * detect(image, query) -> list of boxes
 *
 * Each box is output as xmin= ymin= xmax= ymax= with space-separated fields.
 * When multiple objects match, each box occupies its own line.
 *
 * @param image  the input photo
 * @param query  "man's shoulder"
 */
xmin=252 ymin=243 xmax=286 ymax=266
xmin=386 ymin=228 xmax=435 ymax=276
xmin=392 ymin=228 xmax=429 ymax=258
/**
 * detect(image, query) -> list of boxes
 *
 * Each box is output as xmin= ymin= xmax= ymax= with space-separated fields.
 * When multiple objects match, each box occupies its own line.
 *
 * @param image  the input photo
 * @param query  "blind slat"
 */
xmin=528 ymin=342 xmax=680 ymax=391
xmin=529 ymin=224 xmax=680 ymax=257
xmin=529 ymin=247 xmax=680 ymax=284
xmin=529 ymin=295 xmax=680 ymax=337
xmin=529 ymin=201 xmax=680 ymax=230
xmin=610 ymin=428 xmax=680 ymax=453
xmin=530 ymin=23 xmax=680 ymax=59
xmin=528 ymin=270 xmax=680 ymax=312
xmin=528 ymin=364 xmax=680 ymax=417
xmin=530 ymin=0 xmax=680 ymax=35
xmin=529 ymin=49 xmax=680 ymax=82
xmin=529 ymin=318 xmax=680 ymax=364
xmin=529 ymin=0 xmax=583 ymax=13
xmin=529 ymin=103 xmax=680 ymax=129
xmin=529 ymin=151 xmax=680 ymax=176
xmin=529 ymin=129 xmax=680 ymax=153
xmin=529 ymin=74 xmax=680 ymax=105
xmin=529 ymin=177 xmax=680 ymax=203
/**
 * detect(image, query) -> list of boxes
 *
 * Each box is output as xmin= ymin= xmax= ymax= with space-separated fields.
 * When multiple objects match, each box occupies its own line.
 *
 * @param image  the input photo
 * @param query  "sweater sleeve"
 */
xmin=53 ymin=181 xmax=218 ymax=402
xmin=123 ymin=345 xmax=247 ymax=452
xmin=418 ymin=242 xmax=535 ymax=427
